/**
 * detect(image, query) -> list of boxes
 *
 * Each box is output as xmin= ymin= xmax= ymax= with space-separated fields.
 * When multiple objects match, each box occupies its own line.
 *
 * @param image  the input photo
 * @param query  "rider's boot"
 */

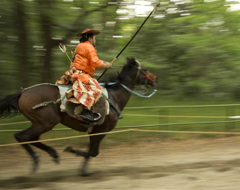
xmin=76 ymin=108 xmax=101 ymax=121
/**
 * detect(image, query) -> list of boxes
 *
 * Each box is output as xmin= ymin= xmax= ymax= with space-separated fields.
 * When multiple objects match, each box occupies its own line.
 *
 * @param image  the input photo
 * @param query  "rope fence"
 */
xmin=0 ymin=118 xmax=239 ymax=133
xmin=125 ymin=114 xmax=228 ymax=119
xmin=1 ymin=128 xmax=240 ymax=148
xmin=0 ymin=114 xmax=230 ymax=127
xmin=0 ymin=121 xmax=30 ymax=126
xmin=124 ymin=104 xmax=240 ymax=109
xmin=0 ymin=113 xmax=227 ymax=128
xmin=0 ymin=129 xmax=134 ymax=148
xmin=0 ymin=103 xmax=240 ymax=128
xmin=1 ymin=104 xmax=240 ymax=148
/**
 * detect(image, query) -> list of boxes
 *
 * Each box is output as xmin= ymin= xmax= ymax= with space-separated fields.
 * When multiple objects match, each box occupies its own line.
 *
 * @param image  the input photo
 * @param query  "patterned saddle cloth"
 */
xmin=57 ymin=84 xmax=109 ymax=125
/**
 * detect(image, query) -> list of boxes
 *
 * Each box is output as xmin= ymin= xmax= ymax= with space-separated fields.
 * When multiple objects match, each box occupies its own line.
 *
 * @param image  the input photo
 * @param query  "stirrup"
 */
xmin=76 ymin=109 xmax=101 ymax=121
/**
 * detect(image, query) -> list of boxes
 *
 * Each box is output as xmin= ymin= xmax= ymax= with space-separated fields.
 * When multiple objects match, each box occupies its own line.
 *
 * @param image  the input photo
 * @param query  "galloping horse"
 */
xmin=0 ymin=58 xmax=158 ymax=176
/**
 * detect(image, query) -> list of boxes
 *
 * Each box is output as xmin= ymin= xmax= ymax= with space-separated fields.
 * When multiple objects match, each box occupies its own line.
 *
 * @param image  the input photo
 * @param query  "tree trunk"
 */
xmin=37 ymin=0 xmax=55 ymax=83
xmin=15 ymin=0 xmax=30 ymax=87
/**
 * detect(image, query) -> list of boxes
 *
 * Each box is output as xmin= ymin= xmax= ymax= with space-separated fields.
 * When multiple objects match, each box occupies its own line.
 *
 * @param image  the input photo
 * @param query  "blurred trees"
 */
xmin=129 ymin=0 xmax=240 ymax=98
xmin=1 ymin=0 xmax=240 ymax=99
xmin=0 ymin=0 xmax=119 ymax=93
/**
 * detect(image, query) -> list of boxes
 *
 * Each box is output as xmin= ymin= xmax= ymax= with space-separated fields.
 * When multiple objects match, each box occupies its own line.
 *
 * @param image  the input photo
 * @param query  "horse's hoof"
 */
xmin=31 ymin=161 xmax=38 ymax=174
xmin=31 ymin=153 xmax=39 ymax=174
xmin=64 ymin=146 xmax=72 ymax=152
xmin=81 ymin=173 xmax=90 ymax=177
xmin=31 ymin=167 xmax=37 ymax=174
xmin=80 ymin=170 xmax=91 ymax=177
xmin=53 ymin=157 xmax=60 ymax=164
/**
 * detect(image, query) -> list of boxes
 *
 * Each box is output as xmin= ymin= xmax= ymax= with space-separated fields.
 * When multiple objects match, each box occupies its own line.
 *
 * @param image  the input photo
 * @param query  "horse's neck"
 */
xmin=108 ymin=74 xmax=136 ymax=112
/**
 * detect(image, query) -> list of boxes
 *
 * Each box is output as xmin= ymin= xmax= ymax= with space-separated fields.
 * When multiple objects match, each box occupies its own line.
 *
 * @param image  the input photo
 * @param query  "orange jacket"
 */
xmin=71 ymin=41 xmax=103 ymax=76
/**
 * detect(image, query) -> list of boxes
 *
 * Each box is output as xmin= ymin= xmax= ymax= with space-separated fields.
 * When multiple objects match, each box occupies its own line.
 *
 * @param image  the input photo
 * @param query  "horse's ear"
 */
xmin=127 ymin=57 xmax=136 ymax=65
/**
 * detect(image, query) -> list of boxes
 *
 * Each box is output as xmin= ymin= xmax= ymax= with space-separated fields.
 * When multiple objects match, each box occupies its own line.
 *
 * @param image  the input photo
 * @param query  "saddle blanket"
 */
xmin=57 ymin=84 xmax=110 ymax=115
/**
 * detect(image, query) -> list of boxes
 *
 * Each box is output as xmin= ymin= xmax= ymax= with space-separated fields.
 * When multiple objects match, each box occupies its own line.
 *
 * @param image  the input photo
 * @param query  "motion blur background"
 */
xmin=3 ymin=2 xmax=240 ymax=188
xmin=1 ymin=0 xmax=240 ymax=100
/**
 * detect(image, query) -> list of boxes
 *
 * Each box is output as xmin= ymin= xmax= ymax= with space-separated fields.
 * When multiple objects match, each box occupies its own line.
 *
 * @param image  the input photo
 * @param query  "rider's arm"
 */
xmin=87 ymin=47 xmax=112 ymax=69
xmin=87 ymin=48 xmax=104 ymax=69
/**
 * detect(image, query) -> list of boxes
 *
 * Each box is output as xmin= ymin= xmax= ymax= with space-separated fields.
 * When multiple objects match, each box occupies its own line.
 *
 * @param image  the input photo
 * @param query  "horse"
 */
xmin=0 ymin=57 xmax=158 ymax=176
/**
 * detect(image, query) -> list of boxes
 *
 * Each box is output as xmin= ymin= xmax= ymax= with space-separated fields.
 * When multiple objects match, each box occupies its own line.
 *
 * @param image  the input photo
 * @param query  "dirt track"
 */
xmin=1 ymin=136 xmax=240 ymax=190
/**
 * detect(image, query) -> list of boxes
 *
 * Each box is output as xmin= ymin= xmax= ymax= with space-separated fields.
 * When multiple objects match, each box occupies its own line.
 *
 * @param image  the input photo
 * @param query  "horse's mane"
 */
xmin=103 ymin=58 xmax=135 ymax=88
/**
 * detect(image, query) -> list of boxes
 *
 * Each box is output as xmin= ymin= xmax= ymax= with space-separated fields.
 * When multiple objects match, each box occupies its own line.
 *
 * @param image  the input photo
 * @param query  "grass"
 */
xmin=1 ymin=95 xmax=240 ymax=146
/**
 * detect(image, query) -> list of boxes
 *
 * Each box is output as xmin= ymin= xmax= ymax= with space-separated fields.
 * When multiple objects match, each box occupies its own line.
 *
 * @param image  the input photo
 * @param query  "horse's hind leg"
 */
xmin=14 ymin=124 xmax=58 ymax=172
xmin=30 ymin=136 xmax=59 ymax=164
xmin=15 ymin=128 xmax=40 ymax=172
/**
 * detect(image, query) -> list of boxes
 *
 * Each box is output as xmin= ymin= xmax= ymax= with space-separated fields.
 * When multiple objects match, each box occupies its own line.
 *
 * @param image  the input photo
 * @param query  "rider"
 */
xmin=56 ymin=28 xmax=112 ymax=121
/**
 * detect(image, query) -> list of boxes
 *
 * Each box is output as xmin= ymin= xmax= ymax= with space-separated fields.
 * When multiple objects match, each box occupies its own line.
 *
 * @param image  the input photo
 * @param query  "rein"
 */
xmin=120 ymin=84 xmax=157 ymax=98
xmin=100 ymin=61 xmax=157 ymax=118
xmin=101 ymin=60 xmax=157 ymax=98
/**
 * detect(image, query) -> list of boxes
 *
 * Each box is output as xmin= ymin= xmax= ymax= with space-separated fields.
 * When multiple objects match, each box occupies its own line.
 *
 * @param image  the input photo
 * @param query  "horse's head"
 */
xmin=127 ymin=57 xmax=158 ymax=87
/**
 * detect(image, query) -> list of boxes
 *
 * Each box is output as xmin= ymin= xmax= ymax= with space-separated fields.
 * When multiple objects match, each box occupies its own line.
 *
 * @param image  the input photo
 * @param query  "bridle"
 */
xmin=99 ymin=60 xmax=157 ymax=117
xmin=100 ymin=60 xmax=157 ymax=98
xmin=135 ymin=60 xmax=154 ymax=88
xmin=119 ymin=60 xmax=157 ymax=98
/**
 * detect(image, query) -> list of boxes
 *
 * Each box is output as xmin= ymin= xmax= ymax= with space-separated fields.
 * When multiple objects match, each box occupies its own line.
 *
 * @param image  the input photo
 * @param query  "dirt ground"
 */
xmin=1 ymin=136 xmax=240 ymax=190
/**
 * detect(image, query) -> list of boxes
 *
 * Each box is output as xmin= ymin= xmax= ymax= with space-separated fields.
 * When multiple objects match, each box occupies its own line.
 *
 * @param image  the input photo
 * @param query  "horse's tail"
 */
xmin=0 ymin=91 xmax=22 ymax=119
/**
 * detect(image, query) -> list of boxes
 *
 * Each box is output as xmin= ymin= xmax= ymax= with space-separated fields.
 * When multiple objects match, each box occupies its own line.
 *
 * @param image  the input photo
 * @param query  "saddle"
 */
xmin=58 ymin=85 xmax=109 ymax=125
xmin=66 ymin=97 xmax=107 ymax=125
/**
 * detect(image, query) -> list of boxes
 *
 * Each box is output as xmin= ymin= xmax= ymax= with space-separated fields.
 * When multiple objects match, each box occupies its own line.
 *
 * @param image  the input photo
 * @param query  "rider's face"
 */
xmin=89 ymin=35 xmax=96 ymax=47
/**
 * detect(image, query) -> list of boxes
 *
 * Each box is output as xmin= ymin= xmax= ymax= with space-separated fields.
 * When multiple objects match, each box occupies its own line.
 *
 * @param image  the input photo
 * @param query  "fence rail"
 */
xmin=1 ymin=104 xmax=240 ymax=133
xmin=124 ymin=104 xmax=240 ymax=109
xmin=1 ymin=104 xmax=240 ymax=148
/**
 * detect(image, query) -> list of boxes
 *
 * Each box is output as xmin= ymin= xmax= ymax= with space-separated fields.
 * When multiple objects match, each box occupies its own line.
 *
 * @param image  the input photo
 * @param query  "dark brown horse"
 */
xmin=0 ymin=58 xmax=158 ymax=176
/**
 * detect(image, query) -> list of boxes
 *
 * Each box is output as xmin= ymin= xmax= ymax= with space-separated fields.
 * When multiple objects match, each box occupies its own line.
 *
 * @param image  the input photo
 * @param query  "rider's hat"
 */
xmin=76 ymin=28 xmax=100 ymax=36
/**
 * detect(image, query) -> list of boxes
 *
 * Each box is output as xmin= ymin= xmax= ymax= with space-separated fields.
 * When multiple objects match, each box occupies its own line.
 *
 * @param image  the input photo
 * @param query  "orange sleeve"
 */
xmin=87 ymin=47 xmax=103 ymax=69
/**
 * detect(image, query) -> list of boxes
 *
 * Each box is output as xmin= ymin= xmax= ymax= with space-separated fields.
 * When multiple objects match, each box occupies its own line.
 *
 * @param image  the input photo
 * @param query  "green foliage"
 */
xmin=1 ymin=0 xmax=240 ymax=99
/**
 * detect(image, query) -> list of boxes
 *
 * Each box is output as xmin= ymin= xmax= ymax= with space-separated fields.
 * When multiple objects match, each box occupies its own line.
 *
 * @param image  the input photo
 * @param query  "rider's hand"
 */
xmin=101 ymin=61 xmax=112 ymax=69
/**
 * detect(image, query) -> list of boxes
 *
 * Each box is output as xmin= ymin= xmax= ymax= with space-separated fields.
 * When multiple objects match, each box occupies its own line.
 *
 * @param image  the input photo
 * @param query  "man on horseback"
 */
xmin=56 ymin=28 xmax=112 ymax=121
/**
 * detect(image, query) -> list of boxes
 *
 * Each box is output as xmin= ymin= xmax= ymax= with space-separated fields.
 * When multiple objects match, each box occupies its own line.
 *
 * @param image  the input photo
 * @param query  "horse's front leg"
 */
xmin=64 ymin=146 xmax=88 ymax=157
xmin=81 ymin=134 xmax=106 ymax=176
xmin=81 ymin=156 xmax=91 ymax=176
xmin=64 ymin=134 xmax=106 ymax=176
xmin=64 ymin=146 xmax=90 ymax=176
